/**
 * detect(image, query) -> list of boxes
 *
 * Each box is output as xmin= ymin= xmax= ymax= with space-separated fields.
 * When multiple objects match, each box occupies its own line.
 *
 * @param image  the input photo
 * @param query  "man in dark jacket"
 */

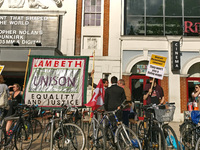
xmin=104 ymin=76 xmax=126 ymax=121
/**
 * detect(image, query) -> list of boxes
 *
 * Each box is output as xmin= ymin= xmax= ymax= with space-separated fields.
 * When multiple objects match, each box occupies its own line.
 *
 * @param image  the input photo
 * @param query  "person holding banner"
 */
xmin=143 ymin=77 xmax=165 ymax=105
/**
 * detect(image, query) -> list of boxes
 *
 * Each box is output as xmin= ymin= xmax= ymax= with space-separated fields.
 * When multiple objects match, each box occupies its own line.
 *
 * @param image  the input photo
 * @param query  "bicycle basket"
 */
xmin=154 ymin=105 xmax=175 ymax=122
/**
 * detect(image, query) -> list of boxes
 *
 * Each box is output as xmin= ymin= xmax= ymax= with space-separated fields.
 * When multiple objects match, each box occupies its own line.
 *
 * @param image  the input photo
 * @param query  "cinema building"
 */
xmin=1 ymin=0 xmax=200 ymax=121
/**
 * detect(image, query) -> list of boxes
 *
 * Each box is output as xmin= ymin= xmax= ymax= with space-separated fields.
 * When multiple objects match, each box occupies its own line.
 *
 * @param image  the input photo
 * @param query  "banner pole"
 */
xmin=150 ymin=78 xmax=155 ymax=95
xmin=23 ymin=49 xmax=31 ymax=90
xmin=91 ymin=50 xmax=95 ymax=97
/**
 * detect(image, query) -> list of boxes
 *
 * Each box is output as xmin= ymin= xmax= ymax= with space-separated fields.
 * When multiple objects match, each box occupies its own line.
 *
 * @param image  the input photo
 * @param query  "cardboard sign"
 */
xmin=0 ymin=65 xmax=4 ymax=74
xmin=146 ymin=54 xmax=167 ymax=80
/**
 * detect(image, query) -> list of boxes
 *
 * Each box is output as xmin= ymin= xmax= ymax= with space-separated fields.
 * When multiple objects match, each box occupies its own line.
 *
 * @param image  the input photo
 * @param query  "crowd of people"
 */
xmin=6 ymin=71 xmax=200 ymax=129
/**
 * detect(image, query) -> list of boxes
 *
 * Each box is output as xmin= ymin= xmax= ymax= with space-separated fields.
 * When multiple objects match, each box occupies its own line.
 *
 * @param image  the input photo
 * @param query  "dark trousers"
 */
xmin=123 ymin=111 xmax=130 ymax=127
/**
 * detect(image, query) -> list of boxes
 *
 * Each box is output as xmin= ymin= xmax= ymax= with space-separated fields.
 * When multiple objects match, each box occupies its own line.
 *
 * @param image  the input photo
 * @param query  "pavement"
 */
xmin=168 ymin=121 xmax=182 ymax=140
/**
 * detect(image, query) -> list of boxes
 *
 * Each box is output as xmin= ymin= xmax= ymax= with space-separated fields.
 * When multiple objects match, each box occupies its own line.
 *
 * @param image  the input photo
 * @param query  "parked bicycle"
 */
xmin=137 ymin=104 xmax=166 ymax=150
xmin=0 ymin=104 xmax=33 ymax=150
xmin=40 ymin=105 xmax=85 ymax=150
xmin=87 ymin=109 xmax=106 ymax=150
xmin=180 ymin=110 xmax=200 ymax=150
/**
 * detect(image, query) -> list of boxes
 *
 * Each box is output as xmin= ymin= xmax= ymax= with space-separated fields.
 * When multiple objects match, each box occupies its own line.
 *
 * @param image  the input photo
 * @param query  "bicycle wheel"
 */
xmin=104 ymin=126 xmax=117 ymax=150
xmin=137 ymin=121 xmax=145 ymax=140
xmin=40 ymin=123 xmax=51 ymax=150
xmin=162 ymin=124 xmax=181 ymax=150
xmin=31 ymin=119 xmax=42 ymax=142
xmin=117 ymin=126 xmax=142 ymax=150
xmin=15 ymin=120 xmax=33 ymax=150
xmin=145 ymin=126 xmax=166 ymax=150
xmin=87 ymin=121 xmax=106 ymax=150
xmin=195 ymin=137 xmax=200 ymax=150
xmin=0 ymin=128 xmax=7 ymax=149
xmin=54 ymin=123 xmax=85 ymax=150
xmin=180 ymin=121 xmax=196 ymax=149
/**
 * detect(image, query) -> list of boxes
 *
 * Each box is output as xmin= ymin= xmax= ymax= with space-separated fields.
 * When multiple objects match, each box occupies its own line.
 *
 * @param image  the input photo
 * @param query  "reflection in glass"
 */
xmin=165 ymin=0 xmax=182 ymax=16
xmin=84 ymin=0 xmax=101 ymax=26
xmin=131 ymin=61 xmax=148 ymax=74
xmin=184 ymin=0 xmax=200 ymax=16
xmin=146 ymin=0 xmax=163 ymax=16
xmin=146 ymin=17 xmax=163 ymax=35
xmin=126 ymin=17 xmax=144 ymax=35
xmin=126 ymin=0 xmax=144 ymax=15
xmin=165 ymin=18 xmax=182 ymax=35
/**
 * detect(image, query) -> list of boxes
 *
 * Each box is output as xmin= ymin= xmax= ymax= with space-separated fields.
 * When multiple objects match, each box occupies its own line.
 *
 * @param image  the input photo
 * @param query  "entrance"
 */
xmin=129 ymin=75 xmax=149 ymax=119
xmin=130 ymin=75 xmax=161 ymax=119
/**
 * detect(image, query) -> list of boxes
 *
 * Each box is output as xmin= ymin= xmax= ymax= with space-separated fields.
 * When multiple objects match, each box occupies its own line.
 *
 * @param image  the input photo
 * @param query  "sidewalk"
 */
xmin=168 ymin=121 xmax=183 ymax=140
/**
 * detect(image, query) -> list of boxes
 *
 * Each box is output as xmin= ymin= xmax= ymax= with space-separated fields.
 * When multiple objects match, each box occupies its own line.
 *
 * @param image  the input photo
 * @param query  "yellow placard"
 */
xmin=150 ymin=54 xmax=167 ymax=67
xmin=0 ymin=65 xmax=4 ymax=74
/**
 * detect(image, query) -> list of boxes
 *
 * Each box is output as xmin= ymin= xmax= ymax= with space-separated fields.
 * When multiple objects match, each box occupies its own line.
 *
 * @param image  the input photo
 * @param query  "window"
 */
xmin=84 ymin=0 xmax=101 ymax=26
xmin=124 ymin=0 xmax=200 ymax=36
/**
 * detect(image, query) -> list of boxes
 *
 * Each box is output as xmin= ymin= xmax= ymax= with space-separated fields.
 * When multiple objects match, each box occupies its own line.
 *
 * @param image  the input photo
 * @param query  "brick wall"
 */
xmin=180 ymin=77 xmax=187 ymax=113
xmin=103 ymin=0 xmax=110 ymax=56
xmin=161 ymin=76 xmax=168 ymax=103
xmin=122 ymin=75 xmax=130 ymax=88
xmin=75 ymin=0 xmax=82 ymax=56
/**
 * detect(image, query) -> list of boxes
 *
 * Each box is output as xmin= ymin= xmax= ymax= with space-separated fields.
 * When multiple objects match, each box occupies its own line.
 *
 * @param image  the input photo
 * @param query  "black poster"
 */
xmin=171 ymin=41 xmax=181 ymax=71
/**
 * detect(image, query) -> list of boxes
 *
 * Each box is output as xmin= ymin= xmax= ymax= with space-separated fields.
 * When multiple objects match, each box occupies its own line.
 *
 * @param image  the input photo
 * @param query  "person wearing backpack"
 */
xmin=0 ymin=75 xmax=10 ymax=118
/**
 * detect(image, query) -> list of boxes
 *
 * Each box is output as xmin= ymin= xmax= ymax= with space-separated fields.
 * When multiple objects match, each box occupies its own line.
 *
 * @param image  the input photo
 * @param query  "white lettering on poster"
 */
xmin=0 ymin=16 xmax=51 ymax=45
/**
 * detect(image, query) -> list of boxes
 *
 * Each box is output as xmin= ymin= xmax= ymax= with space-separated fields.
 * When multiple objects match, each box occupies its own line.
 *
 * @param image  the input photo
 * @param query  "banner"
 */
xmin=146 ymin=54 xmax=167 ymax=80
xmin=24 ymin=55 xmax=89 ymax=107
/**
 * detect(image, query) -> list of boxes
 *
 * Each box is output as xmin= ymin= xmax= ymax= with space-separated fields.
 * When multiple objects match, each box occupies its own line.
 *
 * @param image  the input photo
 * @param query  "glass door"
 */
xmin=129 ymin=75 xmax=149 ymax=120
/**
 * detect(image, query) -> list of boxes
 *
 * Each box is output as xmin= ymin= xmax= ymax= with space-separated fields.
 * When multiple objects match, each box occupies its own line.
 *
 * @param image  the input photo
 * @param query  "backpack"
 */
xmin=0 ymin=87 xmax=8 ymax=109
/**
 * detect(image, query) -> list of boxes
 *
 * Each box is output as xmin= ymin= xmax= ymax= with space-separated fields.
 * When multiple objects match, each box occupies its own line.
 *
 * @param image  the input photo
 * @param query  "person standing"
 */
xmin=143 ymin=77 xmax=165 ymax=105
xmin=118 ymin=79 xmax=132 ymax=126
xmin=191 ymin=84 xmax=200 ymax=110
xmin=104 ymin=76 xmax=126 ymax=121
xmin=0 ymin=75 xmax=10 ymax=118
xmin=6 ymin=83 xmax=23 ymax=132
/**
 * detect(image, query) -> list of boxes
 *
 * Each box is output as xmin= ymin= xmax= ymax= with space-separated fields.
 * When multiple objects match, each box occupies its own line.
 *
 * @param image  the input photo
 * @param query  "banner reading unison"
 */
xmin=24 ymin=55 xmax=89 ymax=107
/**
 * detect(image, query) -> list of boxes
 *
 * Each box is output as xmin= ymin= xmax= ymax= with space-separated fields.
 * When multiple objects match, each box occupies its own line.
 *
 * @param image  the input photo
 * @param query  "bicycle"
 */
xmin=87 ymin=109 xmax=106 ymax=150
xmin=180 ymin=110 xmax=200 ymax=150
xmin=103 ymin=107 xmax=142 ymax=150
xmin=40 ymin=105 xmax=85 ymax=150
xmin=0 ymin=104 xmax=33 ymax=150
xmin=22 ymin=105 xmax=44 ymax=142
xmin=154 ymin=103 xmax=181 ymax=150
xmin=137 ymin=104 xmax=166 ymax=150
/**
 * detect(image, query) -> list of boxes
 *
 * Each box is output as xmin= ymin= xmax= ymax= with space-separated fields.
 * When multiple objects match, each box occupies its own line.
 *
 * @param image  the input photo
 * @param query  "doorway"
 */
xmin=187 ymin=77 xmax=200 ymax=102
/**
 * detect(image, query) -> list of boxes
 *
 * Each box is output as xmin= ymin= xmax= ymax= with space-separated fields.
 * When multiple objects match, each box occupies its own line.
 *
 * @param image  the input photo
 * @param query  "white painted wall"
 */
xmin=61 ymin=0 xmax=77 ymax=56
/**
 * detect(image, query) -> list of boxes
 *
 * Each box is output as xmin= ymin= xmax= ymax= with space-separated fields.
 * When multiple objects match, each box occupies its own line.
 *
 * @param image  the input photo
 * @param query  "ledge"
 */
xmin=0 ymin=10 xmax=66 ymax=15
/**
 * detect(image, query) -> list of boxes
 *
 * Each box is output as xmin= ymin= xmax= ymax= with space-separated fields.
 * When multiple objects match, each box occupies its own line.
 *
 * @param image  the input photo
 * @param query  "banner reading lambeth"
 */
xmin=24 ymin=55 xmax=89 ymax=107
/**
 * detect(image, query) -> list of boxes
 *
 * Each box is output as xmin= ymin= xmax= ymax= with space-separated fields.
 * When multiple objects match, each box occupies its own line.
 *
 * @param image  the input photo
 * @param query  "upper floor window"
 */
xmin=84 ymin=0 xmax=101 ymax=26
xmin=124 ymin=0 xmax=200 ymax=36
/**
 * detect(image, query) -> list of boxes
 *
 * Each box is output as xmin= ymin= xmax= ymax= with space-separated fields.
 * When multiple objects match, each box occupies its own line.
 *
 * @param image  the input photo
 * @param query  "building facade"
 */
xmin=1 ymin=0 xmax=200 ymax=121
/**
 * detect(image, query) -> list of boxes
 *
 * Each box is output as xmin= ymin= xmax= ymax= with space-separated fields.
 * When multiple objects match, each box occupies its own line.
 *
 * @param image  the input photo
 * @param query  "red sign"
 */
xmin=184 ymin=21 xmax=200 ymax=34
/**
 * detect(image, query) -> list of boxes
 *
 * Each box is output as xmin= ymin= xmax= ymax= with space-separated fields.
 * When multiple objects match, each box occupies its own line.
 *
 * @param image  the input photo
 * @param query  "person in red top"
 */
xmin=143 ymin=78 xmax=165 ymax=105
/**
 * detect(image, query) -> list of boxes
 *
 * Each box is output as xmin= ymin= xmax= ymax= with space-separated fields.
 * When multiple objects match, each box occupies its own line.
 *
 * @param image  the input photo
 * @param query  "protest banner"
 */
xmin=0 ymin=65 xmax=4 ymax=74
xmin=146 ymin=54 xmax=167 ymax=80
xmin=24 ymin=55 xmax=89 ymax=107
